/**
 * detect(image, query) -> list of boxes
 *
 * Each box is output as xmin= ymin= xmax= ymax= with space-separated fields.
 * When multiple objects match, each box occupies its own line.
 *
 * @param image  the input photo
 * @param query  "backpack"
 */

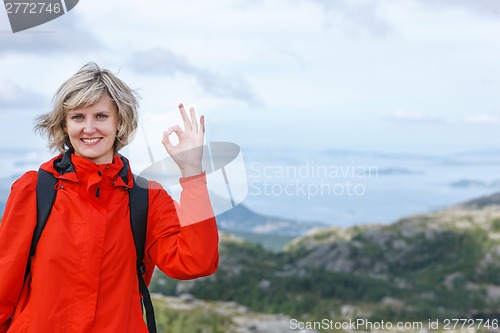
xmin=28 ymin=168 xmax=157 ymax=333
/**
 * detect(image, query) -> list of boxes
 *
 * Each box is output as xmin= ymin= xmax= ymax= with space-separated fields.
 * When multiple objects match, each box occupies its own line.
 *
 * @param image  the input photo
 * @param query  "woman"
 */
xmin=0 ymin=63 xmax=219 ymax=332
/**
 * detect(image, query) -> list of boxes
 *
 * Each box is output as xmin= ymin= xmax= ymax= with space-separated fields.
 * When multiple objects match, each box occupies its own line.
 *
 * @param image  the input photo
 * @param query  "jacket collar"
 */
xmin=53 ymin=149 xmax=75 ymax=175
xmin=42 ymin=149 xmax=133 ymax=188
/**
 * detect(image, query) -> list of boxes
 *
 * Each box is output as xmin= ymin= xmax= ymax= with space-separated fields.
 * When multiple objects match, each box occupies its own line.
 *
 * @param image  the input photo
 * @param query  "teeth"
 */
xmin=82 ymin=138 xmax=100 ymax=143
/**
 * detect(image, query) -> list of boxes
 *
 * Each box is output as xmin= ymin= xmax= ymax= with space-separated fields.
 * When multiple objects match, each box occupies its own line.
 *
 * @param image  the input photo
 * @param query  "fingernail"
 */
xmin=178 ymin=103 xmax=183 ymax=108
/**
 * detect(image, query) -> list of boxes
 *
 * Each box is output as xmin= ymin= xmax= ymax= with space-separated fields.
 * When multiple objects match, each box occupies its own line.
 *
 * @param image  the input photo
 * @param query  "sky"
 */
xmin=1 ymin=0 xmax=500 ymax=157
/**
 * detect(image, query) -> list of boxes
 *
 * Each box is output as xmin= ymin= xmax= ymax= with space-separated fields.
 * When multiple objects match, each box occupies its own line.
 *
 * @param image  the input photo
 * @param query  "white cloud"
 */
xmin=385 ymin=110 xmax=444 ymax=124
xmin=309 ymin=0 xmax=393 ymax=36
xmin=0 ymin=80 xmax=44 ymax=109
xmin=129 ymin=49 xmax=262 ymax=106
xmin=419 ymin=0 xmax=500 ymax=17
xmin=464 ymin=114 xmax=499 ymax=125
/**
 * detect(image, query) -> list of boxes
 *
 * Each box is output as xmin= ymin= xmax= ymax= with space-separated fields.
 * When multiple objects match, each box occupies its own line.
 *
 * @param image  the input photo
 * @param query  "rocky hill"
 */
xmin=151 ymin=294 xmax=306 ymax=333
xmin=151 ymin=191 xmax=500 ymax=330
xmin=283 ymin=205 xmax=500 ymax=320
xmin=460 ymin=191 xmax=500 ymax=209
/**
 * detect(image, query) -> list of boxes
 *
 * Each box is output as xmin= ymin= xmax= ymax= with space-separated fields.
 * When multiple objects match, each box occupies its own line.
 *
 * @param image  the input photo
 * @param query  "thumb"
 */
xmin=162 ymin=131 xmax=174 ymax=151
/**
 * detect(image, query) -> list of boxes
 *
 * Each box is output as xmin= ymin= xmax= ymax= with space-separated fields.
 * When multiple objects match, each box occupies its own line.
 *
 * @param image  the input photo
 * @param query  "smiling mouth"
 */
xmin=81 ymin=138 xmax=102 ymax=144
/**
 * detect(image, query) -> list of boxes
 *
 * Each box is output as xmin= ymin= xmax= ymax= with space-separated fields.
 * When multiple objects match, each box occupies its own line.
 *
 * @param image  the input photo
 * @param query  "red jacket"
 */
xmin=0 ymin=152 xmax=219 ymax=332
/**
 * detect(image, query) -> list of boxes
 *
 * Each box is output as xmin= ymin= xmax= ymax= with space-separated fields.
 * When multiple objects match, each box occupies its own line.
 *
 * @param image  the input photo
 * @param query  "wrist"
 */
xmin=180 ymin=165 xmax=203 ymax=177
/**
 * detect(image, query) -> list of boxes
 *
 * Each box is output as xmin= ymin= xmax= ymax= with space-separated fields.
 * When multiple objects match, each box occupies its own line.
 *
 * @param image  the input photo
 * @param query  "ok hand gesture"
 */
xmin=162 ymin=103 xmax=205 ymax=177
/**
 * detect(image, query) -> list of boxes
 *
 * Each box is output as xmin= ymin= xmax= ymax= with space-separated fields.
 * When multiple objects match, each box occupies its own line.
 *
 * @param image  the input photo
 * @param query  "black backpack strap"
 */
xmin=129 ymin=175 xmax=156 ymax=333
xmin=32 ymin=169 xmax=58 ymax=255
xmin=27 ymin=169 xmax=58 ymax=278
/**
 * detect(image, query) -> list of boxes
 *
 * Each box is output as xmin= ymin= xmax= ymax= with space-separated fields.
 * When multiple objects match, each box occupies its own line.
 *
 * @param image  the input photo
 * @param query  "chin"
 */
xmin=75 ymin=148 xmax=112 ymax=162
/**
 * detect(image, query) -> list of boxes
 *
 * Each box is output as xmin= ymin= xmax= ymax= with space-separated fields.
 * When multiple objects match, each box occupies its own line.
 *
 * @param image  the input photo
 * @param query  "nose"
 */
xmin=83 ymin=118 xmax=96 ymax=134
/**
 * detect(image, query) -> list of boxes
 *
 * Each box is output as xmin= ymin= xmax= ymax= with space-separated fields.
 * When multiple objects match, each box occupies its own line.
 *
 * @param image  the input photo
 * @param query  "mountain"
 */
xmin=151 ymin=191 xmax=500 ymax=326
xmin=460 ymin=191 xmax=500 ymax=209
xmin=216 ymin=202 xmax=326 ymax=236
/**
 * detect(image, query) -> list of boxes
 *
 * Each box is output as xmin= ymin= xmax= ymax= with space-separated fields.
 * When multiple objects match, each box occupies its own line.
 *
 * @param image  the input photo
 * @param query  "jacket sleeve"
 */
xmin=0 ymin=171 xmax=38 ymax=333
xmin=144 ymin=172 xmax=219 ymax=281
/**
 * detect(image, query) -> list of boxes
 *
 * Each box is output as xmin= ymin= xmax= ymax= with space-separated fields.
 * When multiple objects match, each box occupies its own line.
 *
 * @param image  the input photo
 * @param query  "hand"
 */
xmin=162 ymin=103 xmax=205 ymax=177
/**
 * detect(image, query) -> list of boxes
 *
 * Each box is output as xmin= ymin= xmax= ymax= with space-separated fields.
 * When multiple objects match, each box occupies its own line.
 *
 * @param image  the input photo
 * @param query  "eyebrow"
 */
xmin=67 ymin=110 xmax=113 ymax=115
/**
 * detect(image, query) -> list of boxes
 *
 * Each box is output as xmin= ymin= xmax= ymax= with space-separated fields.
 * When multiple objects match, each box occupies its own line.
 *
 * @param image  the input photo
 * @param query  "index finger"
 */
xmin=178 ymin=103 xmax=192 ymax=131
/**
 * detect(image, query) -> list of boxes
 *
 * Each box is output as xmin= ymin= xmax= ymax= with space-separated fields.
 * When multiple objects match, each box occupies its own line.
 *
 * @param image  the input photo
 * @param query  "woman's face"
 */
xmin=65 ymin=95 xmax=119 ymax=164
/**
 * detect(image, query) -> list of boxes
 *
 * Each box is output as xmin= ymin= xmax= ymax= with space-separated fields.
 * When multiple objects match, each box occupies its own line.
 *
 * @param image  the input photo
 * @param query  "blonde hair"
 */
xmin=35 ymin=62 xmax=139 ymax=153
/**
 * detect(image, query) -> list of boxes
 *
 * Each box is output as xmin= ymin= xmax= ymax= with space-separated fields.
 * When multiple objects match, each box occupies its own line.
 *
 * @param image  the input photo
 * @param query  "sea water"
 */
xmin=241 ymin=147 xmax=500 ymax=226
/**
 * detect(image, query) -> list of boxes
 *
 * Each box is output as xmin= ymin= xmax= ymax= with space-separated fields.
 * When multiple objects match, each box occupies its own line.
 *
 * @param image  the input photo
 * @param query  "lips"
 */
xmin=81 ymin=138 xmax=102 ymax=144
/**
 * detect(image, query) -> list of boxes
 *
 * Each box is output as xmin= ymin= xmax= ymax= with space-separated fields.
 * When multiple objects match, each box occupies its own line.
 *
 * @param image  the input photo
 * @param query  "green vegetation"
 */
xmin=151 ymin=208 xmax=500 ymax=326
xmin=491 ymin=217 xmax=500 ymax=232
xmin=152 ymin=296 xmax=231 ymax=333
xmin=223 ymin=230 xmax=296 ymax=252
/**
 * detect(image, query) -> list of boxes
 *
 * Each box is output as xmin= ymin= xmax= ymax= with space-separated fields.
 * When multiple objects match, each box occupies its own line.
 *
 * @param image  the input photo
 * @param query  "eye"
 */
xmin=97 ymin=114 xmax=108 ymax=119
xmin=71 ymin=115 xmax=83 ymax=120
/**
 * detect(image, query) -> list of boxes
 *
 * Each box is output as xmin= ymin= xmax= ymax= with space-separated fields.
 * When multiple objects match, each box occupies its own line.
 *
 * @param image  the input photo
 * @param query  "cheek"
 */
xmin=65 ymin=123 xmax=79 ymax=138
